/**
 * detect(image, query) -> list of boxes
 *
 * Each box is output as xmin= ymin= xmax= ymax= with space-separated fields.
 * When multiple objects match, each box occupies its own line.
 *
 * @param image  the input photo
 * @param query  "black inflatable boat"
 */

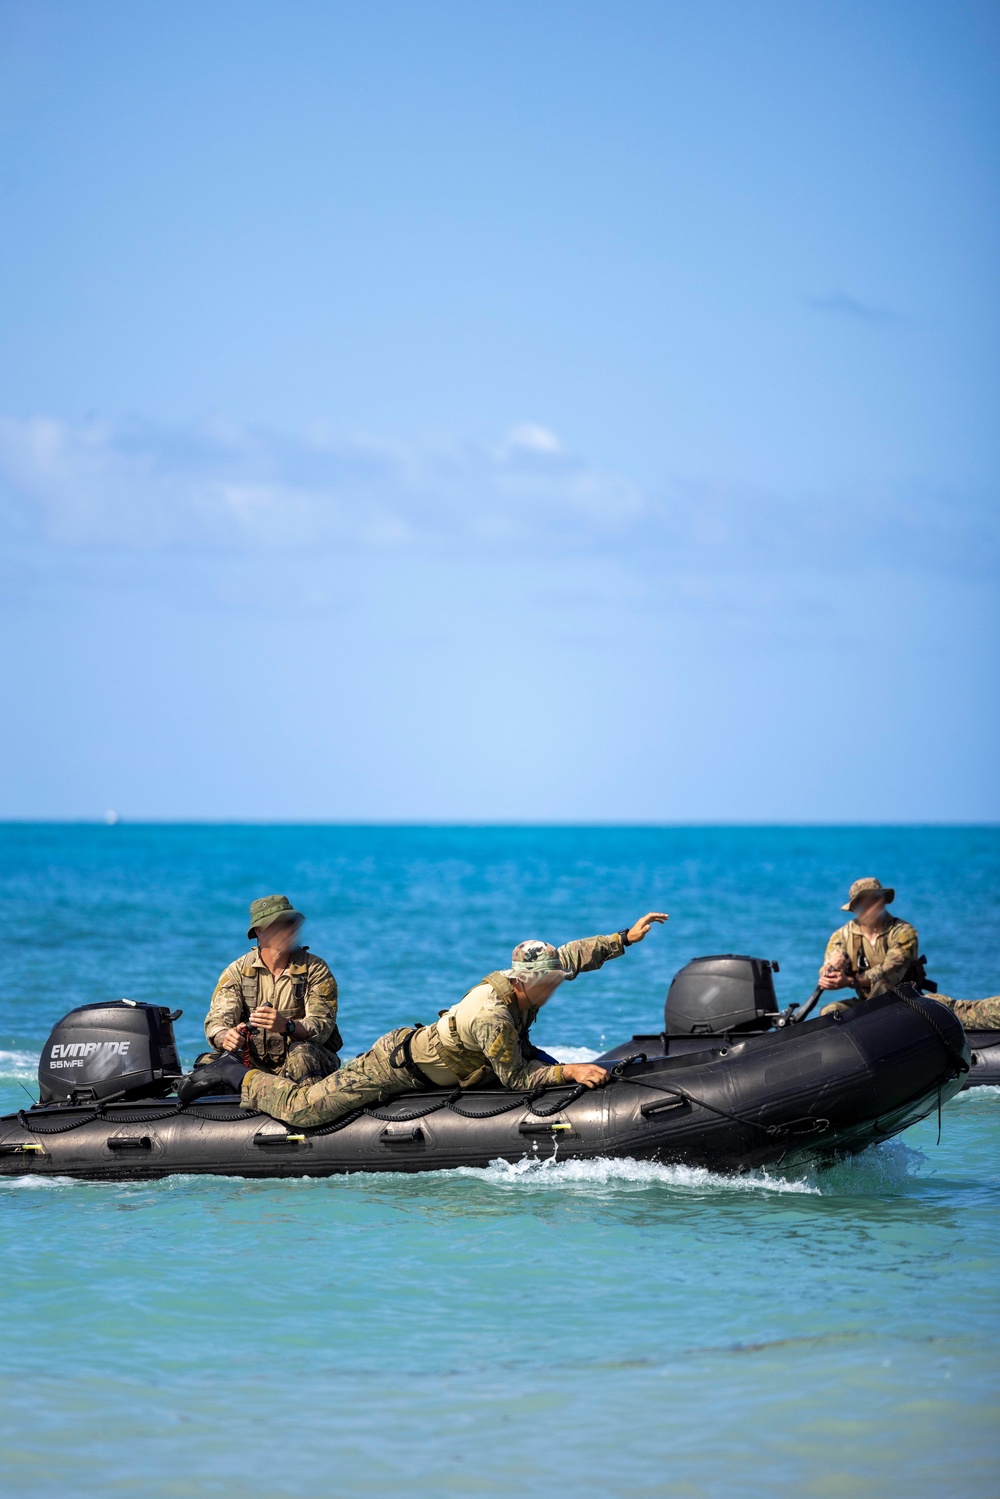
xmin=598 ymin=954 xmax=1000 ymax=1090
xmin=0 ymin=960 xmax=971 ymax=1181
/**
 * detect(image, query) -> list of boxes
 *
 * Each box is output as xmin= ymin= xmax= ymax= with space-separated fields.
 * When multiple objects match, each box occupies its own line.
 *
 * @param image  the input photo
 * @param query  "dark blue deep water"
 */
xmin=1 ymin=825 xmax=998 ymax=1497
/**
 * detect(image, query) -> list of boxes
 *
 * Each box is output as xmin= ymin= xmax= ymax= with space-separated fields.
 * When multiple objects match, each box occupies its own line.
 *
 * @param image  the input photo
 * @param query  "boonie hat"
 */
xmin=505 ymin=940 xmax=570 ymax=980
xmin=248 ymin=894 xmax=305 ymax=940
xmin=842 ymin=877 xmax=895 ymax=912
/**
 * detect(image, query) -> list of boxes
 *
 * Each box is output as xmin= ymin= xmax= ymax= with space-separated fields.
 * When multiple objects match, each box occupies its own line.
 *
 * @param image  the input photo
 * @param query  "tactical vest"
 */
xmin=433 ymin=971 xmax=531 ymax=1087
xmin=237 ymin=948 xmax=344 ymax=1064
xmin=839 ymin=922 xmax=935 ymax=995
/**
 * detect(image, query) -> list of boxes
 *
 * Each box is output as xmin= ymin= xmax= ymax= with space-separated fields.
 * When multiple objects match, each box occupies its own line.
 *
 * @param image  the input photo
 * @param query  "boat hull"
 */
xmin=963 ymin=1033 xmax=1000 ymax=1087
xmin=0 ymin=993 xmax=970 ymax=1181
xmin=601 ymin=1021 xmax=999 ymax=1091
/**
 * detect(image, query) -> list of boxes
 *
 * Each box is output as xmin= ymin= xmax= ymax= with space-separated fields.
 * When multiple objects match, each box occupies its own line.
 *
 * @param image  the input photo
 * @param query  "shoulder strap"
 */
xmin=289 ymin=947 xmax=311 ymax=1004
xmin=840 ymin=922 xmax=866 ymax=971
xmin=239 ymin=953 xmax=258 ymax=1016
xmin=480 ymin=969 xmax=535 ymax=1037
xmin=479 ymin=970 xmax=518 ymax=1006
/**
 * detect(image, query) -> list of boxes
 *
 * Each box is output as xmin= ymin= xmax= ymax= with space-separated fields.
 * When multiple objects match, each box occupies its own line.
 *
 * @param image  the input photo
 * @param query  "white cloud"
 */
xmin=0 ymin=414 xmax=994 ymax=582
xmin=0 ymin=415 xmax=644 ymax=554
xmin=505 ymin=423 xmax=563 ymax=454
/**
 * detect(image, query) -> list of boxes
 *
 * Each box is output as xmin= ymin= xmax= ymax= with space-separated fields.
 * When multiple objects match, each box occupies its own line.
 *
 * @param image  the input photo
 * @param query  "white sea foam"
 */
xmin=807 ymin=1139 xmax=927 ymax=1195
xmin=952 ymin=1084 xmax=1000 ymax=1102
xmin=546 ymin=1045 xmax=601 ymax=1063
xmin=0 ymin=1173 xmax=82 ymax=1190
xmin=0 ymin=1147 xmax=928 ymax=1199
xmin=0 ymin=1049 xmax=37 ymax=1078
xmin=447 ymin=1154 xmax=820 ymax=1195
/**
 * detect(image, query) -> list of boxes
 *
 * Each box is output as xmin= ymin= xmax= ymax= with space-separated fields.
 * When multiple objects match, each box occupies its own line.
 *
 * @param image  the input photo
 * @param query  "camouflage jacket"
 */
xmin=821 ymin=916 xmax=919 ymax=999
xmin=204 ymin=946 xmax=341 ymax=1066
xmin=415 ymin=931 xmax=627 ymax=1089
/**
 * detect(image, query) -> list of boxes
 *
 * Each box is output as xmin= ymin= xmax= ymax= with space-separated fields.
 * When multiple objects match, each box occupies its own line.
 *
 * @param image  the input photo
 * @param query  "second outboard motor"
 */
xmin=665 ymin=955 xmax=779 ymax=1036
xmin=37 ymin=1001 xmax=183 ymax=1105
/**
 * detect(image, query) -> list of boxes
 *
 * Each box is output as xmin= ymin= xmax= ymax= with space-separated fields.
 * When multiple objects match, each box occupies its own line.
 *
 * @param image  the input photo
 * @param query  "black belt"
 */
xmin=389 ymin=1027 xmax=441 ymax=1089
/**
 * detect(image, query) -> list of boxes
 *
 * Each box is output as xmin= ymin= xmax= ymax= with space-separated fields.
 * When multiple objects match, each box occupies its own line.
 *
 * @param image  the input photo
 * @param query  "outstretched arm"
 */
xmin=625 ymin=912 xmax=669 ymax=944
xmin=556 ymin=913 xmax=668 ymax=977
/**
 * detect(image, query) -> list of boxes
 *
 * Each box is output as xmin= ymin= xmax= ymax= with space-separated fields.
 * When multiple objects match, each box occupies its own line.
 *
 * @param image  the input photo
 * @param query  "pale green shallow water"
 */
xmin=0 ymin=825 xmax=997 ymax=1497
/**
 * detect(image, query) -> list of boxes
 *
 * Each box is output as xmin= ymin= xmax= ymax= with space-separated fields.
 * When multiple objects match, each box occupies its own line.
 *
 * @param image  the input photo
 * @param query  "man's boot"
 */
xmin=176 ymin=1053 xmax=251 ymax=1103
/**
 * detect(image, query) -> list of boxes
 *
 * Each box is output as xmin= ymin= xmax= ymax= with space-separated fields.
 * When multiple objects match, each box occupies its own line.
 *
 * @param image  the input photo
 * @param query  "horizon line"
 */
xmin=1 ymin=819 xmax=998 ymax=831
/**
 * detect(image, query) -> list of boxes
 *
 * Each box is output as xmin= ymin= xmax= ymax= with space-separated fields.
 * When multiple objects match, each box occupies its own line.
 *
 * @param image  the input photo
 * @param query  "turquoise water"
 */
xmin=1 ymin=824 xmax=998 ymax=1497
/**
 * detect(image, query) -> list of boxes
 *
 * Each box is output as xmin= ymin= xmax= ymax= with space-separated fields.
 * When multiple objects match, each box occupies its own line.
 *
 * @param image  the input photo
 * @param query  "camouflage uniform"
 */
xmin=819 ymin=888 xmax=1000 ymax=1028
xmin=204 ymin=946 xmax=342 ymax=1082
xmin=242 ymin=931 xmax=627 ymax=1128
xmin=933 ymin=994 xmax=1000 ymax=1030
xmin=819 ymin=915 xmax=920 ymax=1013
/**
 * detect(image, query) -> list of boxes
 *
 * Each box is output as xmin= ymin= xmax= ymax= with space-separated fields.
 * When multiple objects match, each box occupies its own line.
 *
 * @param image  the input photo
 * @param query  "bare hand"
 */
xmin=250 ymin=1005 xmax=285 ymax=1033
xmin=818 ymin=953 xmax=852 ymax=991
xmin=562 ymin=1062 xmax=609 ymax=1088
xmin=626 ymin=912 xmax=669 ymax=944
xmin=216 ymin=1027 xmax=246 ymax=1052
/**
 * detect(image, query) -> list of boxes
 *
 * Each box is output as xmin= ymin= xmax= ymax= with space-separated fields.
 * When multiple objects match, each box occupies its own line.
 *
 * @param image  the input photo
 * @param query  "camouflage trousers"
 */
xmin=936 ymin=995 xmax=1000 ymax=1031
xmin=201 ymin=1040 xmax=340 ymax=1083
xmin=820 ymin=993 xmax=1000 ymax=1030
xmin=242 ymin=1027 xmax=431 ymax=1127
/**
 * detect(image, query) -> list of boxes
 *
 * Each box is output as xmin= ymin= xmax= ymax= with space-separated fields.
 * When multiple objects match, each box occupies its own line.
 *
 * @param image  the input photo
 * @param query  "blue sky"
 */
xmin=0 ymin=0 xmax=997 ymax=821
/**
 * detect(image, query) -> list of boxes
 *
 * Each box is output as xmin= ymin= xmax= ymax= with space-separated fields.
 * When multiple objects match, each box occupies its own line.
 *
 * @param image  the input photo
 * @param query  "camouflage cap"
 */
xmin=842 ymin=877 xmax=895 ymax=912
xmin=247 ymin=894 xmax=305 ymax=940
xmin=506 ymin=940 xmax=570 ymax=980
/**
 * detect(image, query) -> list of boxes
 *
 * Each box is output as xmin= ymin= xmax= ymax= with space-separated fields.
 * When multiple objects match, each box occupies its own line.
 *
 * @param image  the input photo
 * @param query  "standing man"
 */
xmin=817 ymin=877 xmax=1000 ymax=1028
xmin=201 ymin=894 xmax=342 ymax=1083
xmin=180 ymin=913 xmax=669 ymax=1119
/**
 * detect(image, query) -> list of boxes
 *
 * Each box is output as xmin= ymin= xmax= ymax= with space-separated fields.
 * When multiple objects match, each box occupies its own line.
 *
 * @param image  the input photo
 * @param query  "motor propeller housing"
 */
xmin=664 ymin=955 xmax=780 ymax=1036
xmin=38 ymin=1000 xmax=183 ymax=1105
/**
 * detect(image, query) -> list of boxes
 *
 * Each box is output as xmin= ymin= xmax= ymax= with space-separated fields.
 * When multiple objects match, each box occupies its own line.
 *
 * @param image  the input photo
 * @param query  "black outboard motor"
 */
xmin=37 ymin=1001 xmax=183 ymax=1106
xmin=664 ymin=955 xmax=780 ymax=1036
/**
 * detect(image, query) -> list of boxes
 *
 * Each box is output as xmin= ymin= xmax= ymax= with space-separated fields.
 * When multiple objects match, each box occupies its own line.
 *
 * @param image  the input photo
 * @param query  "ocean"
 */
xmin=1 ymin=824 xmax=997 ymax=1497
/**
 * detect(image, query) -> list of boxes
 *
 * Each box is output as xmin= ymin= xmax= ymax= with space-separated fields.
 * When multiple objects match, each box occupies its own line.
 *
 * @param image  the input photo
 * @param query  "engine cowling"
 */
xmin=664 ymin=955 xmax=779 ymax=1036
xmin=38 ymin=1000 xmax=183 ymax=1105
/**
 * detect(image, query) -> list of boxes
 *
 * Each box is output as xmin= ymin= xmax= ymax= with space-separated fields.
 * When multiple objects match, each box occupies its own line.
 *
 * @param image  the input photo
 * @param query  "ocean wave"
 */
xmin=952 ymin=1084 xmax=1000 ymax=1102
xmin=0 ymin=1049 xmax=37 ymax=1078
xmin=447 ymin=1154 xmax=820 ymax=1195
xmin=547 ymin=1045 xmax=601 ymax=1063
xmin=0 ymin=1144 xmax=931 ymax=1200
xmin=807 ymin=1139 xmax=927 ymax=1195
xmin=0 ymin=1173 xmax=83 ymax=1190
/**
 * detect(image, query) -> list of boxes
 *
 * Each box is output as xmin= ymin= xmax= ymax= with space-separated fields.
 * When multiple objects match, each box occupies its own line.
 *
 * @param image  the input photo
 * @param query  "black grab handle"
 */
xmin=791 ymin=987 xmax=823 ymax=1024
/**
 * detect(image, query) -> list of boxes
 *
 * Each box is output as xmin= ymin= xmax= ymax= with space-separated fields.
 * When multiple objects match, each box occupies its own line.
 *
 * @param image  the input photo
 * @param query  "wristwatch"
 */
xmin=283 ymin=1016 xmax=296 ymax=1037
xmin=618 ymin=929 xmax=632 ymax=948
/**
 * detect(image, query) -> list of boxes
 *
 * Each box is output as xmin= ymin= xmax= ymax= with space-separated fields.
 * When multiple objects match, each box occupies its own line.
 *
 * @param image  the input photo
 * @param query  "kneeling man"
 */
xmin=818 ymin=878 xmax=1000 ymax=1028
xmin=185 ymin=914 xmax=667 ymax=1121
xmin=202 ymin=894 xmax=342 ymax=1083
xmin=818 ymin=878 xmax=923 ymax=1011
